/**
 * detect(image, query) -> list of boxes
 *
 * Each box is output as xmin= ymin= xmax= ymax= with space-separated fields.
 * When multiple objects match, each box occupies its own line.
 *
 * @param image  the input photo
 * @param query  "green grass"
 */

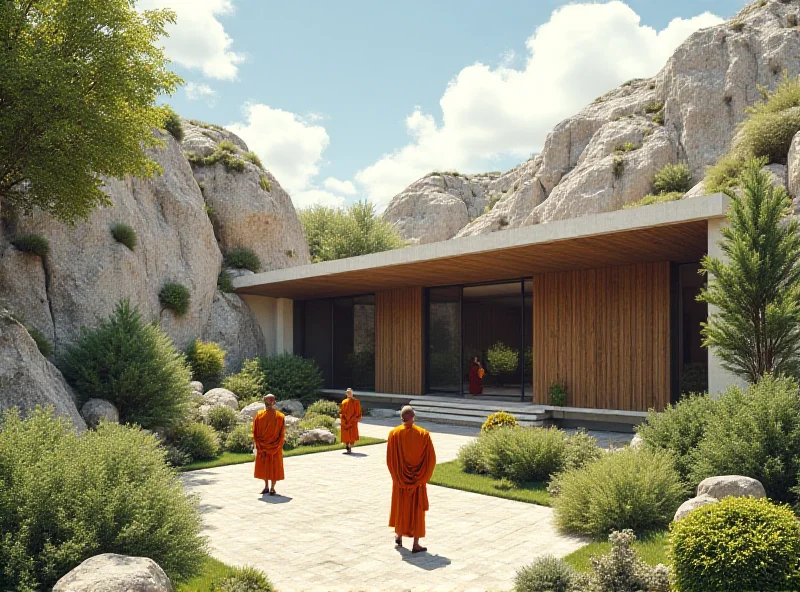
xmin=563 ymin=531 xmax=669 ymax=572
xmin=180 ymin=435 xmax=385 ymax=471
xmin=429 ymin=460 xmax=551 ymax=506
xmin=176 ymin=556 xmax=236 ymax=592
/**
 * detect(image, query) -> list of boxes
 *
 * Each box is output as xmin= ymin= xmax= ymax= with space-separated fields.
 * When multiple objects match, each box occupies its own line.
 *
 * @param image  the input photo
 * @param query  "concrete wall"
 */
xmin=240 ymin=294 xmax=293 ymax=356
xmin=706 ymin=218 xmax=748 ymax=396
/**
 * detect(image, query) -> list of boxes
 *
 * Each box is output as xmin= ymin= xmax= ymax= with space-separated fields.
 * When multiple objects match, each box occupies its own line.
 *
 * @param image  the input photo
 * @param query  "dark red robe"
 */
xmin=469 ymin=363 xmax=483 ymax=395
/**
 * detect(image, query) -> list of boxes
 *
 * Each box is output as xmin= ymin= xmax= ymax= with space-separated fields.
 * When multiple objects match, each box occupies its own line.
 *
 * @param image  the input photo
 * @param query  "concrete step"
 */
xmin=414 ymin=410 xmax=545 ymax=428
xmin=410 ymin=398 xmax=547 ymax=413
xmin=412 ymin=405 xmax=546 ymax=422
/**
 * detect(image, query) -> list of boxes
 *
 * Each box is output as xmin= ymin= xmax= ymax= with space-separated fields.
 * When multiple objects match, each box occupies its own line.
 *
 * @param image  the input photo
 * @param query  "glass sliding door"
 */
xmin=351 ymin=295 xmax=375 ymax=390
xmin=524 ymin=280 xmax=533 ymax=401
xmin=427 ymin=287 xmax=461 ymax=393
xmin=678 ymin=263 xmax=707 ymax=396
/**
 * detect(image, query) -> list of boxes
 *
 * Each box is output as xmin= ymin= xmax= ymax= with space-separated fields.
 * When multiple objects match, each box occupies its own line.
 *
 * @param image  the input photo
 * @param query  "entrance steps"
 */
xmin=409 ymin=397 xmax=549 ymax=428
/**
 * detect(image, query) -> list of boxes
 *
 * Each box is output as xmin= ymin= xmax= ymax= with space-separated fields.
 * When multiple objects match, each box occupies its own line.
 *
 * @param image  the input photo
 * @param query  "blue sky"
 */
xmin=143 ymin=0 xmax=747 ymax=209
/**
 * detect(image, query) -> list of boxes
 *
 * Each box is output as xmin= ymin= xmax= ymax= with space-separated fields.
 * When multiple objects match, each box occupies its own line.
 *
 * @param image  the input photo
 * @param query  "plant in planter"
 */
xmin=549 ymin=381 xmax=567 ymax=406
xmin=487 ymin=342 xmax=519 ymax=375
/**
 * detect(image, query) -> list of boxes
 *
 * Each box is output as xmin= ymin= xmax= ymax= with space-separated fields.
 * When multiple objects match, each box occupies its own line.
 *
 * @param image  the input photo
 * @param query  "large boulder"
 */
xmin=298 ymin=428 xmax=336 ymax=445
xmin=696 ymin=475 xmax=766 ymax=500
xmin=0 ymin=310 xmax=85 ymax=431
xmin=275 ymin=399 xmax=304 ymax=417
xmin=202 ymin=388 xmax=238 ymax=411
xmin=203 ymin=290 xmax=265 ymax=372
xmin=81 ymin=399 xmax=119 ymax=428
xmin=52 ymin=553 xmax=172 ymax=592
xmin=238 ymin=401 xmax=266 ymax=422
xmin=182 ymin=120 xmax=310 ymax=271
xmin=674 ymin=494 xmax=719 ymax=521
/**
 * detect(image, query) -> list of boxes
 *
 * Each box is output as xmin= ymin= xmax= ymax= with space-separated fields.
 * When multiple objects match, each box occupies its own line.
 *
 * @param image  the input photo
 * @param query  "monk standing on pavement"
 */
xmin=386 ymin=405 xmax=436 ymax=553
xmin=252 ymin=394 xmax=285 ymax=495
xmin=340 ymin=388 xmax=362 ymax=454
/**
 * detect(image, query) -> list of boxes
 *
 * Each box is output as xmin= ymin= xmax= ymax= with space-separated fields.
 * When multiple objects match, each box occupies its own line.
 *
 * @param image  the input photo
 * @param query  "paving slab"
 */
xmin=182 ymin=420 xmax=588 ymax=592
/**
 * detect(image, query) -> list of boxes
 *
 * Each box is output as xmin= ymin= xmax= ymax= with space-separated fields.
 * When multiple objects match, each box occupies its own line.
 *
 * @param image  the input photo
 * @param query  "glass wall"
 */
xmin=678 ymin=263 xmax=707 ymax=396
xmin=427 ymin=287 xmax=461 ymax=392
xmin=524 ymin=280 xmax=533 ymax=397
xmin=294 ymin=295 xmax=375 ymax=391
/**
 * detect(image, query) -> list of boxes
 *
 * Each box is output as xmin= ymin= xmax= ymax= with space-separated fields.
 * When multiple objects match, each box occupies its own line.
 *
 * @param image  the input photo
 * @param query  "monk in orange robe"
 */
xmin=386 ymin=405 xmax=436 ymax=553
xmin=252 ymin=394 xmax=285 ymax=495
xmin=340 ymin=388 xmax=362 ymax=454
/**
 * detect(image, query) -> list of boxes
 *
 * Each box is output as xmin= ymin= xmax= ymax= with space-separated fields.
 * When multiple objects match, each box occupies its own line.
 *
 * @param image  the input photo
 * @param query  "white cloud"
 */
xmin=228 ymin=103 xmax=345 ymax=208
xmin=355 ymin=1 xmax=723 ymax=208
xmin=137 ymin=0 xmax=244 ymax=80
xmin=185 ymin=82 xmax=216 ymax=104
xmin=323 ymin=177 xmax=357 ymax=195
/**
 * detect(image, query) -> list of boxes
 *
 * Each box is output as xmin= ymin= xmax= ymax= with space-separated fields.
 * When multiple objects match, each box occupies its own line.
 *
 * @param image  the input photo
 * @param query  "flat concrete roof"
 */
xmin=235 ymin=193 xmax=730 ymax=299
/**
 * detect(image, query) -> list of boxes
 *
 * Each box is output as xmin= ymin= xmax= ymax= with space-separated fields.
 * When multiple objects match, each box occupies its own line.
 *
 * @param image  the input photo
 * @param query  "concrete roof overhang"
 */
xmin=234 ymin=193 xmax=730 ymax=300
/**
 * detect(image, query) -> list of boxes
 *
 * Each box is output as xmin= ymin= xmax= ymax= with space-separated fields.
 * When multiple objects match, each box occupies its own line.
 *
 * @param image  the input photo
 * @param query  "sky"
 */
xmin=138 ymin=0 xmax=748 ymax=210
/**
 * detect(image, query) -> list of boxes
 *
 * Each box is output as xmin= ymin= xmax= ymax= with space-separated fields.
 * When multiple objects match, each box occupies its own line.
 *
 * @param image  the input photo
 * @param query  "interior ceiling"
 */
xmin=237 ymin=220 xmax=708 ymax=300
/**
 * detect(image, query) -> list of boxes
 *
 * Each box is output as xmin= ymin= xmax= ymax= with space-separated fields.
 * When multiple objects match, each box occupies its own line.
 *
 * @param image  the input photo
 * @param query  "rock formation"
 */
xmin=385 ymin=1 xmax=800 ymax=242
xmin=52 ymin=554 xmax=173 ymax=592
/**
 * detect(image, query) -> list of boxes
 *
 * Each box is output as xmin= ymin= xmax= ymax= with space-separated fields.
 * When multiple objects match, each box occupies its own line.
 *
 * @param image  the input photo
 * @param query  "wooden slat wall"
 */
xmin=375 ymin=287 xmax=424 ymax=395
xmin=533 ymin=262 xmax=670 ymax=412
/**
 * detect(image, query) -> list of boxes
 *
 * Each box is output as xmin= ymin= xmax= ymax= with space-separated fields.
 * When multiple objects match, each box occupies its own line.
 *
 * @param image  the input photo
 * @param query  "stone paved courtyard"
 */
xmin=182 ymin=420 xmax=597 ymax=592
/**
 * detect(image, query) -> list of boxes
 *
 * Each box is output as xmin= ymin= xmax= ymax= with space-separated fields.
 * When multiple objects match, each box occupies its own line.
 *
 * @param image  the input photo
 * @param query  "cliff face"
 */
xmin=385 ymin=0 xmax=800 ymax=241
xmin=0 ymin=120 xmax=309 ymax=375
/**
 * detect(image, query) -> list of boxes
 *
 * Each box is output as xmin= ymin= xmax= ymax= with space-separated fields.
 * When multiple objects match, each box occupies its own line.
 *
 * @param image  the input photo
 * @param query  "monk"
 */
xmin=340 ymin=388 xmax=362 ymax=454
xmin=386 ymin=405 xmax=436 ymax=553
xmin=252 ymin=394 xmax=285 ymax=495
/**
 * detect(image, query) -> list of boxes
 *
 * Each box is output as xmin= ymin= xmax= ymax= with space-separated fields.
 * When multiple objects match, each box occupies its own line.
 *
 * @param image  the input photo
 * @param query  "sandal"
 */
xmin=411 ymin=546 xmax=427 ymax=554
xmin=395 ymin=536 xmax=402 ymax=547
xmin=260 ymin=488 xmax=269 ymax=494
xmin=269 ymin=489 xmax=276 ymax=496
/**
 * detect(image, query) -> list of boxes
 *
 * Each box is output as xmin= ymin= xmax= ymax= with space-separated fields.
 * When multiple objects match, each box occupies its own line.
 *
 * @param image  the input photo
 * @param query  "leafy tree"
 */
xmin=0 ymin=0 xmax=182 ymax=223
xmin=700 ymin=159 xmax=800 ymax=382
xmin=299 ymin=200 xmax=405 ymax=262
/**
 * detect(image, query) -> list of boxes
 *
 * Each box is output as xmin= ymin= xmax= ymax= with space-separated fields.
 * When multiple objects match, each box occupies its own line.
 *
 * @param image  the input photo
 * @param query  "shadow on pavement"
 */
xmin=259 ymin=493 xmax=293 ymax=504
xmin=395 ymin=547 xmax=451 ymax=570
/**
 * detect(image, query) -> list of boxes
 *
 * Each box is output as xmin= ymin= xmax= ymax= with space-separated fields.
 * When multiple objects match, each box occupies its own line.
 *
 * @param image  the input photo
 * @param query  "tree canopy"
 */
xmin=0 ymin=0 xmax=182 ymax=223
xmin=299 ymin=200 xmax=406 ymax=262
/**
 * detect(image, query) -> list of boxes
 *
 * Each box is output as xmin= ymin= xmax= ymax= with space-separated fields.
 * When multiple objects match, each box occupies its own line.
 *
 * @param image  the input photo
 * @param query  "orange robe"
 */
xmin=386 ymin=424 xmax=437 ymax=538
xmin=252 ymin=409 xmax=285 ymax=481
xmin=340 ymin=398 xmax=362 ymax=445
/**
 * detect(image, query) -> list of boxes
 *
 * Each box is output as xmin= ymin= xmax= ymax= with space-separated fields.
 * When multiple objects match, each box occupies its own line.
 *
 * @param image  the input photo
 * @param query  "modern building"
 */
xmin=234 ymin=193 xmax=738 ymax=421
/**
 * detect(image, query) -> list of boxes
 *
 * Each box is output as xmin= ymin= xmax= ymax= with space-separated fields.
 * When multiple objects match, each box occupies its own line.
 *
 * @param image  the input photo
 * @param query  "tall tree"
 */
xmin=0 ymin=0 xmax=182 ymax=223
xmin=299 ymin=200 xmax=405 ymax=262
xmin=700 ymin=158 xmax=800 ymax=383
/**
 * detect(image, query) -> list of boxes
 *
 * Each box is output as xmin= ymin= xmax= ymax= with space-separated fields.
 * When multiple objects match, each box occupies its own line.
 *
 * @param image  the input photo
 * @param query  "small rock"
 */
xmin=697 ymin=475 xmax=766 ymax=500
xmin=298 ymin=428 xmax=336 ymax=445
xmin=275 ymin=399 xmax=304 ymax=417
xmin=674 ymin=494 xmax=718 ymax=521
xmin=238 ymin=402 xmax=266 ymax=422
xmin=226 ymin=267 xmax=255 ymax=279
xmin=189 ymin=381 xmax=203 ymax=393
xmin=369 ymin=408 xmax=396 ymax=419
xmin=683 ymin=180 xmax=706 ymax=199
xmin=285 ymin=415 xmax=301 ymax=426
xmin=629 ymin=434 xmax=643 ymax=449
xmin=80 ymin=399 xmax=120 ymax=428
xmin=335 ymin=418 xmax=341 ymax=427
xmin=202 ymin=387 xmax=238 ymax=411
xmin=52 ymin=553 xmax=173 ymax=592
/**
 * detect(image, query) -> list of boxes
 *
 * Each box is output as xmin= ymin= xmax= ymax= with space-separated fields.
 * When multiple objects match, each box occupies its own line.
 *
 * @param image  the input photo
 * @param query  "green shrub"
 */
xmin=670 ymin=497 xmax=800 ymax=592
xmin=651 ymin=110 xmax=664 ymax=125
xmin=483 ymin=427 xmax=567 ymax=483
xmin=644 ymin=101 xmax=664 ymax=114
xmin=739 ymin=76 xmax=800 ymax=164
xmin=159 ymin=282 xmax=191 ymax=316
xmin=553 ymin=447 xmax=686 ymax=538
xmin=549 ymin=382 xmax=567 ymax=406
xmin=612 ymin=155 xmax=624 ymax=178
xmin=0 ymin=409 xmax=205 ymax=590
xmin=223 ymin=359 xmax=266 ymax=405
xmin=637 ymin=393 xmax=716 ymax=482
xmin=652 ymin=163 xmax=692 ymax=194
xmin=226 ymin=423 xmax=254 ymax=453
xmin=163 ymin=443 xmax=191 ymax=467
xmin=258 ymin=354 xmax=324 ymax=404
xmin=283 ymin=423 xmax=302 ymax=450
xmin=484 ymin=192 xmax=503 ymax=214
xmin=110 ymin=222 xmax=137 ymax=251
xmin=207 ymin=406 xmax=238 ymax=433
xmin=210 ymin=565 xmax=273 ymax=592
xmin=730 ymin=20 xmax=745 ymax=32
xmin=481 ymin=411 xmax=518 ymax=433
xmin=225 ymin=247 xmax=261 ymax=273
xmin=623 ymin=191 xmax=684 ymax=209
xmin=563 ymin=429 xmax=602 ymax=472
xmin=176 ymin=422 xmax=220 ymax=461
xmin=613 ymin=142 xmax=639 ymax=154
xmin=189 ymin=141 xmax=246 ymax=173
xmin=299 ymin=413 xmax=336 ymax=432
xmin=218 ymin=140 xmax=237 ymax=153
xmin=59 ymin=300 xmax=192 ymax=429
xmin=590 ymin=530 xmax=670 ymax=592
xmin=690 ymin=375 xmax=800 ymax=504
xmin=218 ymin=270 xmax=234 ymax=293
xmin=26 ymin=326 xmax=53 ymax=357
xmin=704 ymin=153 xmax=749 ymax=193
xmin=186 ymin=339 xmax=226 ymax=388
xmin=306 ymin=399 xmax=340 ymax=419
xmin=259 ymin=175 xmax=271 ymax=192
xmin=487 ymin=341 xmax=519 ymax=373
xmin=514 ymin=555 xmax=576 ymax=592
xmin=162 ymin=106 xmax=184 ymax=142
xmin=243 ymin=151 xmax=263 ymax=169
xmin=458 ymin=439 xmax=489 ymax=474
xmin=11 ymin=233 xmax=49 ymax=257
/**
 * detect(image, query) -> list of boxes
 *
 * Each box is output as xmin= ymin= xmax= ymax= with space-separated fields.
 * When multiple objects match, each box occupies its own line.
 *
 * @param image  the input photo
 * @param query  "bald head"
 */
xmin=400 ymin=405 xmax=415 ymax=424
xmin=264 ymin=394 xmax=276 ymax=408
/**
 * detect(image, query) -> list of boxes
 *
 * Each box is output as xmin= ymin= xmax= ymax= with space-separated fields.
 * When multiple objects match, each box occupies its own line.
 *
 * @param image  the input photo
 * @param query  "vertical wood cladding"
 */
xmin=376 ymin=287 xmax=424 ymax=395
xmin=533 ymin=262 xmax=671 ymax=412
